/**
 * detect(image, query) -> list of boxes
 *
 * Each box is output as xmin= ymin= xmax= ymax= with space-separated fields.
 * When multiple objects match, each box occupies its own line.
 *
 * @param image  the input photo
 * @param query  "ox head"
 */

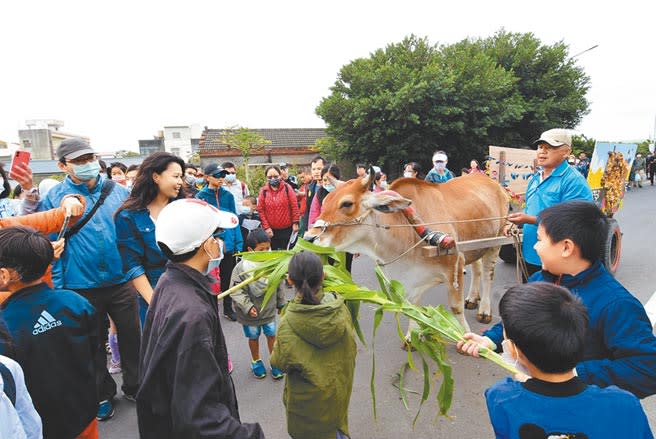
xmin=306 ymin=167 xmax=412 ymax=252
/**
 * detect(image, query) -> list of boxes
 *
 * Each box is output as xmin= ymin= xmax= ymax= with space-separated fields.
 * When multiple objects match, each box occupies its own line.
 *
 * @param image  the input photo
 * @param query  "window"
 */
xmin=172 ymin=132 xmax=181 ymax=139
xmin=171 ymin=148 xmax=180 ymax=156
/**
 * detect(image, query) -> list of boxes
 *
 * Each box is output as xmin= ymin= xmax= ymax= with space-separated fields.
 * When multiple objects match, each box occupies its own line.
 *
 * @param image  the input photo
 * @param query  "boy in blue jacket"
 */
xmin=459 ymin=200 xmax=656 ymax=399
xmin=0 ymin=226 xmax=100 ymax=438
xmin=484 ymin=282 xmax=652 ymax=438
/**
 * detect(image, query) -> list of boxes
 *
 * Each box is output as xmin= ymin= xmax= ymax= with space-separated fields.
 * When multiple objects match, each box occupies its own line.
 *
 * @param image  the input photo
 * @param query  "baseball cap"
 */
xmin=56 ymin=138 xmax=96 ymax=160
xmin=156 ymin=199 xmax=238 ymax=256
xmin=279 ymin=162 xmax=288 ymax=169
xmin=204 ymin=163 xmax=227 ymax=178
xmin=532 ymin=129 xmax=572 ymax=148
xmin=433 ymin=153 xmax=448 ymax=162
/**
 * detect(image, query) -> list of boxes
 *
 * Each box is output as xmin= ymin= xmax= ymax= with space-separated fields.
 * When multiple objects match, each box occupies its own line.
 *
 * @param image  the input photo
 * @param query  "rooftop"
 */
xmin=200 ymin=128 xmax=326 ymax=153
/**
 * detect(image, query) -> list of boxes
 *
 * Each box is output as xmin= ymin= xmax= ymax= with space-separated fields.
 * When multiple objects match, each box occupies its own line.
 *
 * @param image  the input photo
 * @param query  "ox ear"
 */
xmin=362 ymin=191 xmax=412 ymax=213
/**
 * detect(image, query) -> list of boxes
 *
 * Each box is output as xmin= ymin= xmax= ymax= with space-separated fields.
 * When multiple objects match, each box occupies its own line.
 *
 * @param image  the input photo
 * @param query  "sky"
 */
xmin=1 ymin=0 xmax=654 ymax=152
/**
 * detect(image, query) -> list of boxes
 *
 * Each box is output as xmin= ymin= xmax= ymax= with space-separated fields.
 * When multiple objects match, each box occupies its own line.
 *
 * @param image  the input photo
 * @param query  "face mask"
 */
xmin=112 ymin=175 xmax=127 ymax=185
xmin=184 ymin=174 xmax=196 ymax=185
xmin=126 ymin=181 xmax=133 ymax=190
xmin=380 ymin=181 xmax=388 ymax=190
xmin=501 ymin=339 xmax=531 ymax=377
xmin=324 ymin=184 xmax=335 ymax=192
xmin=195 ymin=178 xmax=205 ymax=186
xmin=73 ymin=161 xmax=101 ymax=181
xmin=204 ymin=239 xmax=224 ymax=275
xmin=268 ymin=178 xmax=281 ymax=188
xmin=242 ymin=206 xmax=252 ymax=214
xmin=434 ymin=162 xmax=446 ymax=171
xmin=403 ymin=172 xmax=413 ymax=178
xmin=224 ymin=174 xmax=236 ymax=184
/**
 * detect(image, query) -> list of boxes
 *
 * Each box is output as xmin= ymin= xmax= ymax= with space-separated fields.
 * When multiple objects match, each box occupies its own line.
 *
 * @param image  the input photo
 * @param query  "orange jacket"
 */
xmin=0 ymin=196 xmax=86 ymax=303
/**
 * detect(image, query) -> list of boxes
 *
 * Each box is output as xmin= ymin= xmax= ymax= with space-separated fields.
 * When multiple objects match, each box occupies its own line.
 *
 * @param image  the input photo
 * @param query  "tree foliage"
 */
xmin=316 ymin=31 xmax=591 ymax=173
xmin=219 ymin=127 xmax=271 ymax=187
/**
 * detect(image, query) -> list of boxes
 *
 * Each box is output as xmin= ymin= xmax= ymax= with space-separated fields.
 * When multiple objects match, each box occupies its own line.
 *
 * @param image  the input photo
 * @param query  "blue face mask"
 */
xmin=324 ymin=184 xmax=336 ymax=192
xmin=73 ymin=161 xmax=101 ymax=181
xmin=205 ymin=239 xmax=224 ymax=275
xmin=224 ymin=174 xmax=236 ymax=183
xmin=242 ymin=206 xmax=252 ymax=214
xmin=268 ymin=178 xmax=281 ymax=188
xmin=195 ymin=178 xmax=205 ymax=186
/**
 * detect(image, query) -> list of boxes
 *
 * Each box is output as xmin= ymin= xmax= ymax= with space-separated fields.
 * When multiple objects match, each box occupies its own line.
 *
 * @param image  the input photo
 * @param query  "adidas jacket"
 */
xmin=0 ymin=283 xmax=99 ymax=438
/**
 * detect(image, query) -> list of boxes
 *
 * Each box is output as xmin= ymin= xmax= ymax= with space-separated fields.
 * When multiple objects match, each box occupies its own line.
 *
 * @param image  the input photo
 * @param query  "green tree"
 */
xmin=571 ymin=135 xmax=596 ymax=157
xmin=316 ymin=32 xmax=590 ymax=173
xmin=219 ymin=127 xmax=271 ymax=187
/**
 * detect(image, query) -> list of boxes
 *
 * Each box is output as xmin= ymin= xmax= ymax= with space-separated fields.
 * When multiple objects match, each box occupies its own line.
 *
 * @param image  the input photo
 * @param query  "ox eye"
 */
xmin=340 ymin=200 xmax=353 ymax=209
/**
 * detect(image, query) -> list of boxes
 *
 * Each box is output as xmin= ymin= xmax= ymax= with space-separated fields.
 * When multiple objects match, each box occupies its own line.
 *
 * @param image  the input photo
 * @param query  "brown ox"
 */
xmin=306 ymin=171 xmax=508 ymax=334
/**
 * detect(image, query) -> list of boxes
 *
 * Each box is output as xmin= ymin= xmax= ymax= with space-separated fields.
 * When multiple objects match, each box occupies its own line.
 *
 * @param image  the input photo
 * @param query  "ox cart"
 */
xmin=429 ymin=142 xmax=637 ymax=275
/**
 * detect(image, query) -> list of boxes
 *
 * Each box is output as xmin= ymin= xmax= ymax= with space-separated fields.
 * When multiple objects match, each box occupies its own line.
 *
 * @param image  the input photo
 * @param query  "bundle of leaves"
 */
xmin=220 ymin=239 xmax=517 ymax=423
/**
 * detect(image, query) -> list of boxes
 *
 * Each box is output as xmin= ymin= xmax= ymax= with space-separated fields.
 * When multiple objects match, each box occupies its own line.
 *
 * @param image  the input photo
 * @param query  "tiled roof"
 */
xmin=200 ymin=128 xmax=326 ymax=153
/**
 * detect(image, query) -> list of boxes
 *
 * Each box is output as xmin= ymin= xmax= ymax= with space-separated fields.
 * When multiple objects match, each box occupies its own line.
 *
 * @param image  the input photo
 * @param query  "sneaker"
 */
xmin=97 ymin=400 xmax=115 ymax=421
xmin=251 ymin=359 xmax=266 ymax=379
xmin=223 ymin=310 xmax=237 ymax=322
xmin=108 ymin=359 xmax=122 ymax=374
xmin=123 ymin=392 xmax=137 ymax=403
xmin=270 ymin=366 xmax=285 ymax=380
xmin=105 ymin=342 xmax=112 ymax=355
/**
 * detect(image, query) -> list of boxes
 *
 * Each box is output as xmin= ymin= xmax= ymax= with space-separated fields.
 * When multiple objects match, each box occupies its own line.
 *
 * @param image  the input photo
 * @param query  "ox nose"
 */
xmin=304 ymin=234 xmax=317 ymax=244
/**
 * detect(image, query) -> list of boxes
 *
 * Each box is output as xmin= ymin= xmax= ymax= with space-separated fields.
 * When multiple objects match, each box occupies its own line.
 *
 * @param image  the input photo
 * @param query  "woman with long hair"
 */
xmin=257 ymin=165 xmax=300 ymax=250
xmin=115 ymin=152 xmax=185 ymax=325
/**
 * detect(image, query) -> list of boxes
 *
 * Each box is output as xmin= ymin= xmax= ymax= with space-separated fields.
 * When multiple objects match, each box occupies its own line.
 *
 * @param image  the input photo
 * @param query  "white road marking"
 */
xmin=645 ymin=290 xmax=656 ymax=327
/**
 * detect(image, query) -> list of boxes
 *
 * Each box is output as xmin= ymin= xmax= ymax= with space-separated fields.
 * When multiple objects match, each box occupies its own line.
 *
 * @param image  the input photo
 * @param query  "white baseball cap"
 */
xmin=156 ymin=199 xmax=238 ymax=255
xmin=532 ymin=128 xmax=572 ymax=148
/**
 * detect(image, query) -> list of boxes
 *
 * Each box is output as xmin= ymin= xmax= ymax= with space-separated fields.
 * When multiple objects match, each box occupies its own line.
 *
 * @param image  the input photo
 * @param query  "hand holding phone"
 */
xmin=9 ymin=151 xmax=33 ymax=190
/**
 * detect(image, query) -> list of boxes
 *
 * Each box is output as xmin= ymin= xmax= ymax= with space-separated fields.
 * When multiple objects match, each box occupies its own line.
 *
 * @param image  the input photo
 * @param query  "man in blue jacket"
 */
xmin=196 ymin=163 xmax=243 ymax=321
xmin=38 ymin=138 xmax=141 ymax=420
xmin=506 ymin=129 xmax=593 ymax=279
xmin=459 ymin=201 xmax=656 ymax=399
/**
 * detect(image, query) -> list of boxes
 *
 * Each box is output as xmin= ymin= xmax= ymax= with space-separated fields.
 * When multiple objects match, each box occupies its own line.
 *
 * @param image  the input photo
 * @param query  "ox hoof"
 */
xmin=464 ymin=299 xmax=480 ymax=310
xmin=401 ymin=340 xmax=416 ymax=352
xmin=476 ymin=313 xmax=493 ymax=324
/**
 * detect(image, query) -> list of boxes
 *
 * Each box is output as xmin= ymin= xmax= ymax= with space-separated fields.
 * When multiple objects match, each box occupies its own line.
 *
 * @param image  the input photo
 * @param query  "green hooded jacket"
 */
xmin=270 ymin=293 xmax=356 ymax=439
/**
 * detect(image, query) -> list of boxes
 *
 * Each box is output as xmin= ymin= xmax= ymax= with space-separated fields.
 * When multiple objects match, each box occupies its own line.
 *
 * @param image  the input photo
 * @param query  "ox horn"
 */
xmin=360 ymin=166 xmax=376 ymax=190
xmin=326 ymin=174 xmax=344 ymax=188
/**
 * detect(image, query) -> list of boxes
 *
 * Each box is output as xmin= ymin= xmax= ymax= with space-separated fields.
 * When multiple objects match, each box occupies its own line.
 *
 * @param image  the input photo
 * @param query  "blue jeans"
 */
xmin=242 ymin=320 xmax=277 ymax=339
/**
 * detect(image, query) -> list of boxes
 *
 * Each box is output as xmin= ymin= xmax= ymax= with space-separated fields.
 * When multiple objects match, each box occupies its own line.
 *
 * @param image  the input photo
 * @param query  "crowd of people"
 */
xmin=0 ymin=131 xmax=655 ymax=438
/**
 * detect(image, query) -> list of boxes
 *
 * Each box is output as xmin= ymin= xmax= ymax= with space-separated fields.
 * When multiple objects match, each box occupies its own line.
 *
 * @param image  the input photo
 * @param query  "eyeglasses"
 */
xmin=67 ymin=154 xmax=98 ymax=165
xmin=226 ymin=171 xmax=236 ymax=175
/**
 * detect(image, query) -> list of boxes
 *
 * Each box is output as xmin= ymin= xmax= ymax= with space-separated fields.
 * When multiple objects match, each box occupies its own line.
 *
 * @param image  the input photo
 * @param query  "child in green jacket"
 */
xmin=271 ymin=251 xmax=356 ymax=439
xmin=231 ymin=229 xmax=287 ymax=380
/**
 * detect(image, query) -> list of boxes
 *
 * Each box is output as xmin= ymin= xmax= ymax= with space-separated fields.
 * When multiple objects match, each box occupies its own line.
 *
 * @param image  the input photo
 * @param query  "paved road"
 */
xmin=101 ymin=184 xmax=656 ymax=438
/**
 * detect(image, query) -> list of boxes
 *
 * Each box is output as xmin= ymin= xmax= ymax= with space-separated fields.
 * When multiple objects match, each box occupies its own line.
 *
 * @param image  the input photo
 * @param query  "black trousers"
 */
xmin=76 ymin=282 xmax=141 ymax=401
xmin=220 ymin=253 xmax=237 ymax=314
xmin=271 ymin=227 xmax=293 ymax=251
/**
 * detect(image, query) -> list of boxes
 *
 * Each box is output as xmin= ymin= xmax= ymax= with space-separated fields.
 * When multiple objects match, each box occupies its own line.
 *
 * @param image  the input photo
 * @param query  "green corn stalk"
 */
xmin=220 ymin=239 xmax=518 ymax=424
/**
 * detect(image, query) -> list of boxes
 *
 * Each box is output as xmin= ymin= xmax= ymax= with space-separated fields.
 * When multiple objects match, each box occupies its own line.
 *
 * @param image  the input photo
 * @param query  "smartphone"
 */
xmin=9 ymin=150 xmax=31 ymax=179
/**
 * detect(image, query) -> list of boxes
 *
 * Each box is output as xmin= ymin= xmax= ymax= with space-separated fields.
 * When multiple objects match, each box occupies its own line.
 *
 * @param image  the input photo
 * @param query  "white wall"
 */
xmin=163 ymin=126 xmax=193 ymax=159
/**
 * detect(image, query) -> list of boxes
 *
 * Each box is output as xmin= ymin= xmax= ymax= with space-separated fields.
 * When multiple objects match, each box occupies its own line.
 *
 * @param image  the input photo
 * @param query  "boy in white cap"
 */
xmin=137 ymin=198 xmax=264 ymax=439
xmin=425 ymin=150 xmax=455 ymax=183
xmin=506 ymin=128 xmax=592 ymax=279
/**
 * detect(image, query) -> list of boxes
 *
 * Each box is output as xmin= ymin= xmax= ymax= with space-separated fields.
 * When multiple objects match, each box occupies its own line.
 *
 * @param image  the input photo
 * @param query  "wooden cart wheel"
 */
xmin=602 ymin=218 xmax=622 ymax=275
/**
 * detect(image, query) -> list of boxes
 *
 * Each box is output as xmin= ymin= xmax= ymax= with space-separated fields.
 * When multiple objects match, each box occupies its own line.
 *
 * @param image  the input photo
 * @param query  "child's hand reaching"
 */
xmin=456 ymin=333 xmax=495 ymax=357
xmin=249 ymin=307 xmax=258 ymax=318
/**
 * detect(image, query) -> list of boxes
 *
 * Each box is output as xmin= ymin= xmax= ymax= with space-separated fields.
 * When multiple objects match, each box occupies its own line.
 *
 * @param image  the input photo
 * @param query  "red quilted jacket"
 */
xmin=257 ymin=183 xmax=300 ymax=230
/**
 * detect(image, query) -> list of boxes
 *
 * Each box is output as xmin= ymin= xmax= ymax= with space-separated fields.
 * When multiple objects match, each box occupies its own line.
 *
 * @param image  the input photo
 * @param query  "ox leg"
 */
xmin=446 ymin=253 xmax=470 ymax=332
xmin=402 ymin=284 xmax=433 ymax=351
xmin=476 ymin=247 xmax=500 ymax=324
xmin=464 ymin=259 xmax=482 ymax=310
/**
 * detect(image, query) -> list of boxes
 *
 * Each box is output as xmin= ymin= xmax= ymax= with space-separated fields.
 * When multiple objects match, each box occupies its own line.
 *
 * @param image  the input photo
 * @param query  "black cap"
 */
xmin=204 ymin=163 xmax=227 ymax=177
xmin=56 ymin=138 xmax=95 ymax=160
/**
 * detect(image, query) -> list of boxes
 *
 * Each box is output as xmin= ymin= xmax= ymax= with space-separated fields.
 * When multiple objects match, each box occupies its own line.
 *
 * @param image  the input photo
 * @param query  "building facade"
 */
xmin=17 ymin=120 xmax=90 ymax=160
xmin=198 ymin=128 xmax=326 ymax=168
xmin=163 ymin=124 xmax=202 ymax=160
